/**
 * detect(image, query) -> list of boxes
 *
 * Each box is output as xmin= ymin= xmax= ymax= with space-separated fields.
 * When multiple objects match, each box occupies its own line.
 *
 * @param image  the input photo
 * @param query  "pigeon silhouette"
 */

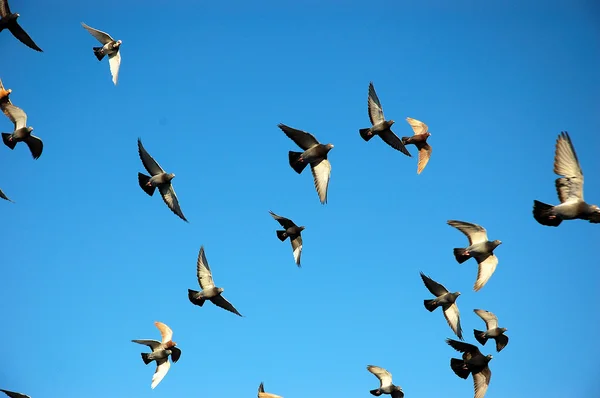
xmin=81 ymin=22 xmax=122 ymax=85
xmin=446 ymin=338 xmax=492 ymax=398
xmin=402 ymin=117 xmax=432 ymax=174
xmin=473 ymin=309 xmax=509 ymax=352
xmin=269 ymin=210 xmax=305 ymax=267
xmin=0 ymin=0 xmax=42 ymax=51
xmin=1 ymin=95 xmax=43 ymax=159
xmin=420 ymin=271 xmax=463 ymax=339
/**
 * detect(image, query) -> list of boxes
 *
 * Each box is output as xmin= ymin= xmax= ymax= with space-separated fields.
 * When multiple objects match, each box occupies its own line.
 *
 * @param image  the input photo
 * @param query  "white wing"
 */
xmin=443 ymin=303 xmax=463 ymax=339
xmin=151 ymin=358 xmax=171 ymax=389
xmin=406 ymin=117 xmax=429 ymax=135
xmin=474 ymin=255 xmax=498 ymax=292
xmin=311 ymin=159 xmax=331 ymax=205
xmin=154 ymin=321 xmax=173 ymax=344
xmin=473 ymin=367 xmax=491 ymax=398
xmin=367 ymin=365 xmax=393 ymax=388
xmin=197 ymin=246 xmax=215 ymax=289
xmin=474 ymin=309 xmax=499 ymax=330
xmin=109 ymin=51 xmax=121 ymax=85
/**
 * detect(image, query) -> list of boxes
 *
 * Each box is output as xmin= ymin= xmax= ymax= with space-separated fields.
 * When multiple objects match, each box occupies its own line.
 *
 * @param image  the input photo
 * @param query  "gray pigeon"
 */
xmin=0 ymin=390 xmax=30 ymax=398
xmin=137 ymin=138 xmax=188 ymax=222
xmin=420 ymin=272 xmax=463 ymax=339
xmin=533 ymin=131 xmax=600 ymax=226
xmin=258 ymin=382 xmax=283 ymax=398
xmin=81 ymin=22 xmax=122 ymax=85
xmin=446 ymin=339 xmax=492 ymax=398
xmin=269 ymin=210 xmax=304 ymax=267
xmin=359 ymin=82 xmax=411 ymax=157
xmin=0 ymin=187 xmax=13 ymax=202
xmin=0 ymin=0 xmax=42 ymax=52
xmin=473 ymin=309 xmax=509 ymax=353
xmin=366 ymin=365 xmax=404 ymax=398
xmin=0 ymin=97 xmax=43 ymax=159
xmin=132 ymin=321 xmax=181 ymax=389
xmin=402 ymin=117 xmax=432 ymax=174
xmin=278 ymin=123 xmax=334 ymax=204
xmin=187 ymin=246 xmax=243 ymax=317
xmin=447 ymin=220 xmax=502 ymax=292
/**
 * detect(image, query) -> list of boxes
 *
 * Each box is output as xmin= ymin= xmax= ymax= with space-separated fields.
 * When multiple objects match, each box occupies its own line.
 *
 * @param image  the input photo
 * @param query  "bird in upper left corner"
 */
xmin=0 ymin=0 xmax=43 ymax=52
xmin=81 ymin=22 xmax=122 ymax=85
xmin=0 ymin=389 xmax=31 ymax=398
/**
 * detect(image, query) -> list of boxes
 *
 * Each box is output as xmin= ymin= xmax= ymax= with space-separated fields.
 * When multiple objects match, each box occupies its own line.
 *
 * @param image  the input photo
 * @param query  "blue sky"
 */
xmin=1 ymin=0 xmax=599 ymax=397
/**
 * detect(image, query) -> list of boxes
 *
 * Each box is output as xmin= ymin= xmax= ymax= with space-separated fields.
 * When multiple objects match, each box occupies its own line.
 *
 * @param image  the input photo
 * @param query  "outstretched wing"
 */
xmin=269 ymin=210 xmax=296 ymax=229
xmin=211 ymin=295 xmax=243 ymax=317
xmin=367 ymin=82 xmax=385 ymax=125
xmin=81 ymin=22 xmax=115 ymax=44
xmin=419 ymin=272 xmax=449 ymax=296
xmin=473 ymin=309 xmax=499 ymax=330
xmin=366 ymin=365 xmax=393 ymax=389
xmin=278 ymin=123 xmax=320 ymax=150
xmin=447 ymin=220 xmax=488 ymax=245
xmin=137 ymin=138 xmax=165 ymax=176
xmin=154 ymin=321 xmax=173 ymax=344
xmin=553 ymin=131 xmax=584 ymax=203
xmin=196 ymin=246 xmax=215 ymax=289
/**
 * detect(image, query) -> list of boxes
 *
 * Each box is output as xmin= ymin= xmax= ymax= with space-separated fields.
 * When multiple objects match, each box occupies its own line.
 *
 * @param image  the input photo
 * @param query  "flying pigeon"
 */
xmin=81 ymin=22 xmax=122 ymax=85
xmin=132 ymin=321 xmax=182 ymax=390
xmin=258 ymin=382 xmax=283 ymax=398
xmin=0 ymin=78 xmax=11 ymax=103
xmin=0 ymin=187 xmax=13 ymax=202
xmin=420 ymin=271 xmax=463 ymax=339
xmin=366 ymin=365 xmax=404 ymax=398
xmin=447 ymin=220 xmax=502 ymax=292
xmin=446 ymin=338 xmax=492 ymax=398
xmin=187 ymin=246 xmax=243 ymax=317
xmin=473 ymin=309 xmax=509 ymax=353
xmin=137 ymin=138 xmax=188 ymax=222
xmin=0 ymin=0 xmax=42 ymax=52
xmin=533 ymin=131 xmax=600 ymax=226
xmin=0 ymin=95 xmax=43 ymax=159
xmin=0 ymin=390 xmax=30 ymax=398
xmin=358 ymin=82 xmax=411 ymax=157
xmin=269 ymin=210 xmax=304 ymax=267
xmin=402 ymin=117 xmax=432 ymax=174
xmin=278 ymin=123 xmax=334 ymax=204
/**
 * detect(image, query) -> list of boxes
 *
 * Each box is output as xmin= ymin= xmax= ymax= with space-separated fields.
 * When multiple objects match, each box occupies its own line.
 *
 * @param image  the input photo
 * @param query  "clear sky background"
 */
xmin=1 ymin=0 xmax=599 ymax=397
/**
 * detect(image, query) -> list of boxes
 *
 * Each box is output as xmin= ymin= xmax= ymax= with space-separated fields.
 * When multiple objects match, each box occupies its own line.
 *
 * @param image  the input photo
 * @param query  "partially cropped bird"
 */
xmin=188 ymin=246 xmax=243 ymax=317
xmin=269 ymin=210 xmax=305 ymax=267
xmin=0 ymin=78 xmax=12 ymax=103
xmin=0 ymin=94 xmax=43 ymax=159
xmin=402 ymin=117 xmax=432 ymax=174
xmin=278 ymin=123 xmax=334 ymax=204
xmin=258 ymin=382 xmax=283 ymax=398
xmin=0 ymin=187 xmax=14 ymax=203
xmin=447 ymin=220 xmax=502 ymax=292
xmin=81 ymin=22 xmax=122 ymax=85
xmin=533 ymin=131 xmax=600 ymax=226
xmin=0 ymin=389 xmax=30 ymax=398
xmin=359 ymin=82 xmax=411 ymax=157
xmin=473 ymin=309 xmax=509 ymax=352
xmin=137 ymin=138 xmax=188 ymax=222
xmin=420 ymin=271 xmax=463 ymax=339
xmin=132 ymin=321 xmax=182 ymax=389
xmin=446 ymin=338 xmax=492 ymax=398
xmin=0 ymin=0 xmax=43 ymax=51
xmin=366 ymin=365 xmax=404 ymax=398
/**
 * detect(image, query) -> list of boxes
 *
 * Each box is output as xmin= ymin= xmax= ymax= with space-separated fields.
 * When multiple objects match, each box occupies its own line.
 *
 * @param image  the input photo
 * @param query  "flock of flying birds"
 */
xmin=1 ymin=1 xmax=599 ymax=398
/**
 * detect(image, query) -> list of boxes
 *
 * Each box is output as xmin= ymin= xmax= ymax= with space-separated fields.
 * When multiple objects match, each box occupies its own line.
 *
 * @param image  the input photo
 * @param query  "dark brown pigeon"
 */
xmin=187 ymin=246 xmax=243 ymax=317
xmin=137 ymin=138 xmax=188 ymax=222
xmin=278 ymin=123 xmax=333 ymax=204
xmin=533 ymin=131 xmax=600 ymax=226
xmin=420 ymin=272 xmax=463 ymax=339
xmin=0 ymin=389 xmax=30 ymax=398
xmin=0 ymin=95 xmax=43 ymax=159
xmin=0 ymin=0 xmax=42 ymax=52
xmin=0 ymin=187 xmax=13 ymax=202
xmin=446 ymin=339 xmax=492 ymax=398
xmin=269 ymin=210 xmax=304 ymax=267
xmin=359 ymin=82 xmax=411 ymax=157
xmin=473 ymin=309 xmax=509 ymax=353
xmin=402 ymin=117 xmax=432 ymax=174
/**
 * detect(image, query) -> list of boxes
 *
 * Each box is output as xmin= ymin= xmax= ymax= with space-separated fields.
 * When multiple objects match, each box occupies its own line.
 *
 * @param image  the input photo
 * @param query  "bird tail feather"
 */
xmin=288 ymin=151 xmax=309 ymax=174
xmin=450 ymin=358 xmax=470 ymax=379
xmin=532 ymin=200 xmax=562 ymax=227
xmin=424 ymin=299 xmax=438 ymax=312
xmin=369 ymin=389 xmax=383 ymax=396
xmin=359 ymin=128 xmax=375 ymax=142
xmin=453 ymin=248 xmax=471 ymax=264
xmin=138 ymin=173 xmax=156 ymax=196
xmin=276 ymin=230 xmax=288 ymax=241
xmin=1 ymin=133 xmax=16 ymax=150
xmin=141 ymin=353 xmax=153 ymax=365
xmin=188 ymin=289 xmax=205 ymax=307
xmin=474 ymin=329 xmax=488 ymax=346
xmin=93 ymin=47 xmax=105 ymax=61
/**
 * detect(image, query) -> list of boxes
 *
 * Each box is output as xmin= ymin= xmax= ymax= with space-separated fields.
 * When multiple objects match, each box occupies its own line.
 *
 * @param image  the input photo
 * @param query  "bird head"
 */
xmin=167 ymin=173 xmax=176 ymax=181
xmin=486 ymin=354 xmax=493 ymax=361
xmin=217 ymin=287 xmax=225 ymax=294
xmin=299 ymin=226 xmax=306 ymax=232
xmin=501 ymin=327 xmax=508 ymax=332
xmin=327 ymin=143 xmax=334 ymax=149
xmin=426 ymin=132 xmax=432 ymax=137
xmin=389 ymin=119 xmax=395 ymax=125
xmin=27 ymin=127 xmax=34 ymax=133
xmin=493 ymin=239 xmax=502 ymax=247
xmin=116 ymin=40 xmax=122 ymax=47
xmin=454 ymin=291 xmax=461 ymax=297
xmin=165 ymin=340 xmax=177 ymax=348
xmin=590 ymin=205 xmax=600 ymax=212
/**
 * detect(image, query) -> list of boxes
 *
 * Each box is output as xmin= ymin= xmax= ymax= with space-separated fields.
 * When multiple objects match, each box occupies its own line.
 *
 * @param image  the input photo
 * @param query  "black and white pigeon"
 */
xmin=187 ymin=246 xmax=243 ymax=317
xmin=366 ymin=365 xmax=404 ymax=398
xmin=447 ymin=220 xmax=502 ymax=292
xmin=446 ymin=338 xmax=492 ymax=398
xmin=358 ymin=82 xmax=411 ymax=157
xmin=269 ymin=210 xmax=304 ymax=267
xmin=137 ymin=138 xmax=188 ymax=222
xmin=278 ymin=123 xmax=334 ymax=204
xmin=0 ymin=390 xmax=30 ymax=398
xmin=81 ymin=22 xmax=122 ymax=85
xmin=473 ymin=309 xmax=509 ymax=353
xmin=533 ymin=131 xmax=600 ymax=226
xmin=420 ymin=272 xmax=463 ymax=339
xmin=0 ymin=96 xmax=43 ymax=159
xmin=0 ymin=0 xmax=42 ymax=52
xmin=0 ymin=187 xmax=13 ymax=203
